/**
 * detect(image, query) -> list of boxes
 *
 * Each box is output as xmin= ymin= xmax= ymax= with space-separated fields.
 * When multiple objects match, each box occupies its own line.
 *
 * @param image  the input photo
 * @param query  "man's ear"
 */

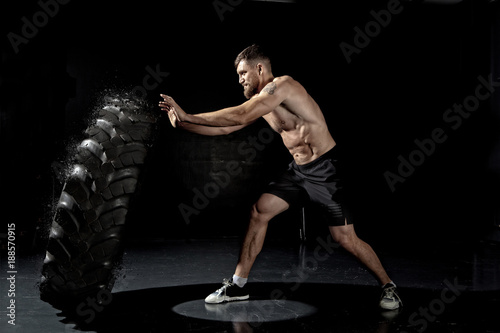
xmin=256 ymin=63 xmax=264 ymax=75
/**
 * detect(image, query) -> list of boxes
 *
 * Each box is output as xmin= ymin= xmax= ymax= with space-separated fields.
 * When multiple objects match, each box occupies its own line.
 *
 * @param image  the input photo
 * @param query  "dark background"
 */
xmin=1 ymin=0 xmax=499 ymax=253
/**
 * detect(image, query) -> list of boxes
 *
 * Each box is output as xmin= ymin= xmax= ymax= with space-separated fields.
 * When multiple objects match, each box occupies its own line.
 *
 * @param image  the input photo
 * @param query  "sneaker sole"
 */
xmin=379 ymin=301 xmax=401 ymax=310
xmin=205 ymin=295 xmax=249 ymax=304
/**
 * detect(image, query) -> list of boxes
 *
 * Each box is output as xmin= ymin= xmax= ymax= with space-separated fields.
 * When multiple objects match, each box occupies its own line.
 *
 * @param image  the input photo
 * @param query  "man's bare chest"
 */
xmin=263 ymin=105 xmax=300 ymax=133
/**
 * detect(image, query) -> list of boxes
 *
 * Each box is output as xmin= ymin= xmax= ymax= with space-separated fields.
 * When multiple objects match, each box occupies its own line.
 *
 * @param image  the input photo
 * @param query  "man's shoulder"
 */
xmin=275 ymin=75 xmax=295 ymax=84
xmin=274 ymin=75 xmax=304 ymax=92
xmin=274 ymin=75 xmax=308 ymax=97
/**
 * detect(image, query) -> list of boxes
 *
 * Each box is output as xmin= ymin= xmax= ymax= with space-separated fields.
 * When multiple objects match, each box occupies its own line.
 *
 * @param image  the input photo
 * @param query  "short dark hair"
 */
xmin=234 ymin=44 xmax=271 ymax=69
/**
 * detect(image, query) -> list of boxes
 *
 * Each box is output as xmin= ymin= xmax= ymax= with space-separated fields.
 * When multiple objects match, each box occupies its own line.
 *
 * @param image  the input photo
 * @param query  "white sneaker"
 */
xmin=379 ymin=283 xmax=403 ymax=310
xmin=205 ymin=278 xmax=250 ymax=304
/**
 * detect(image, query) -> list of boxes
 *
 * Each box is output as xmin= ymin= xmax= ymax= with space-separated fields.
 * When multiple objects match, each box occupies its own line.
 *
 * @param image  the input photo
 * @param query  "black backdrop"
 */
xmin=1 ymin=0 xmax=498 ymax=252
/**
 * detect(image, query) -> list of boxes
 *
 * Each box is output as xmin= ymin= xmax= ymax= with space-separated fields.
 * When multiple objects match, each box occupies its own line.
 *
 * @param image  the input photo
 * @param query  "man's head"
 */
xmin=234 ymin=44 xmax=273 ymax=99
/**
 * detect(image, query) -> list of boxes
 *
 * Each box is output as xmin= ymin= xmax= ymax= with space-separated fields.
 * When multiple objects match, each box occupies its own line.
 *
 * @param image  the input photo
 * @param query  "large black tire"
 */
xmin=40 ymin=93 xmax=156 ymax=306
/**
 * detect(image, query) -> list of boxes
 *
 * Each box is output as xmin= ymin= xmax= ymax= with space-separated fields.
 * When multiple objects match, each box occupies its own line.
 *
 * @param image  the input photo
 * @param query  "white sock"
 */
xmin=232 ymin=274 xmax=248 ymax=288
xmin=384 ymin=281 xmax=396 ymax=288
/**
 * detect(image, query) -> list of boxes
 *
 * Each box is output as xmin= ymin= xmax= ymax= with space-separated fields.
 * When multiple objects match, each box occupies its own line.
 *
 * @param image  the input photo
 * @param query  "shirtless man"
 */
xmin=159 ymin=44 xmax=402 ymax=310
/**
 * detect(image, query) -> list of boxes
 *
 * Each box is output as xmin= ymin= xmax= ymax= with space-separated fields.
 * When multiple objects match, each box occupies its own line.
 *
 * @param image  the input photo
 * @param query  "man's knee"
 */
xmin=331 ymin=230 xmax=357 ymax=253
xmin=249 ymin=193 xmax=288 ymax=227
xmin=336 ymin=236 xmax=354 ymax=252
xmin=250 ymin=204 xmax=271 ymax=226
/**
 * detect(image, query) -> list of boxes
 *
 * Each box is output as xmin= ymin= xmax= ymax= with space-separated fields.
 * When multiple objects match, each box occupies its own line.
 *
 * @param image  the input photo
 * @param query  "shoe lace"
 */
xmin=216 ymin=278 xmax=233 ymax=294
xmin=382 ymin=286 xmax=402 ymax=305
xmin=383 ymin=286 xmax=395 ymax=299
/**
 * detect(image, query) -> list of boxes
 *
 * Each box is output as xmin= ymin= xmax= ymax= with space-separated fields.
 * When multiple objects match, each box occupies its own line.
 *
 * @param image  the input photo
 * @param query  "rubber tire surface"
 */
xmin=40 ymin=94 xmax=156 ymax=306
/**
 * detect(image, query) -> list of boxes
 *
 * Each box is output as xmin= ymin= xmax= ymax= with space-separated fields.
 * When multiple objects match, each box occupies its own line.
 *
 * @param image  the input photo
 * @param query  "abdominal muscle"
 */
xmin=262 ymin=92 xmax=336 ymax=165
xmin=281 ymin=123 xmax=336 ymax=165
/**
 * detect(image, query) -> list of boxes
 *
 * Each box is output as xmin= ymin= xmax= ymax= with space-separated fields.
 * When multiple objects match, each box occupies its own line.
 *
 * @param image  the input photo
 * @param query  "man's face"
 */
xmin=236 ymin=60 xmax=259 ymax=99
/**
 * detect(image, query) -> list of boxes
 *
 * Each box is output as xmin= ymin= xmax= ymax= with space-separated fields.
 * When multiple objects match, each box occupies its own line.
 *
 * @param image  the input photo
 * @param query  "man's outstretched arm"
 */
xmin=177 ymin=122 xmax=251 ymax=136
xmin=163 ymin=104 xmax=252 ymax=136
xmin=159 ymin=80 xmax=287 ymax=127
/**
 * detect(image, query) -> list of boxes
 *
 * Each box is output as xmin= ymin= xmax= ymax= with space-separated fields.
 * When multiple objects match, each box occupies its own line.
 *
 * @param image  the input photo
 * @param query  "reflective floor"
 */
xmin=1 ymin=237 xmax=500 ymax=332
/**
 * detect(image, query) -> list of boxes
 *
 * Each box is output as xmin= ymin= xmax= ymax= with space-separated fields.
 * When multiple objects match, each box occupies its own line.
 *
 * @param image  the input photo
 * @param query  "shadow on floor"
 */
xmin=51 ymin=282 xmax=500 ymax=333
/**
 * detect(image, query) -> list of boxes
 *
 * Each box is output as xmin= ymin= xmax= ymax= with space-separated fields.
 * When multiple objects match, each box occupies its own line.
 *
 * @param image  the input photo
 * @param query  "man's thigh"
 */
xmin=254 ymin=193 xmax=290 ymax=219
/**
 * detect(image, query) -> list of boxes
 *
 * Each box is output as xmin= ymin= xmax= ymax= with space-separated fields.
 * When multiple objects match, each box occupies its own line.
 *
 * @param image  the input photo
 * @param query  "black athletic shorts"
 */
xmin=265 ymin=147 xmax=352 ymax=226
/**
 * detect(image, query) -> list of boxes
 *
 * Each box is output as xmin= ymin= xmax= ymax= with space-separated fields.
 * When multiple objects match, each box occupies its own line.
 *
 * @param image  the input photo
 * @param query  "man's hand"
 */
xmin=165 ymin=103 xmax=181 ymax=128
xmin=159 ymin=94 xmax=188 ymax=128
